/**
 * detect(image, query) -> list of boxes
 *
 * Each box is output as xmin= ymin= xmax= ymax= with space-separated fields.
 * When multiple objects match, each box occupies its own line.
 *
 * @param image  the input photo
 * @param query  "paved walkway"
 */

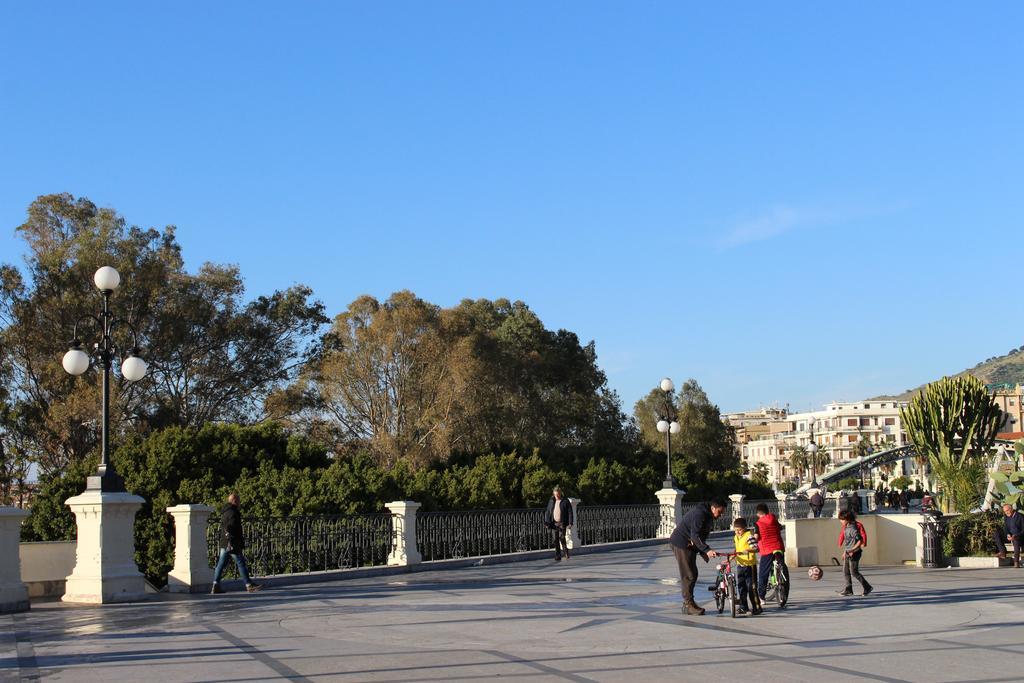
xmin=3 ymin=536 xmax=1024 ymax=682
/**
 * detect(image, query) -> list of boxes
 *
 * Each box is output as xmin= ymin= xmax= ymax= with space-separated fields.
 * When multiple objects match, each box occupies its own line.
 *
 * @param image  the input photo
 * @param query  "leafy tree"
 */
xmin=889 ymin=475 xmax=912 ymax=491
xmin=789 ymin=446 xmax=808 ymax=484
xmin=633 ymin=379 xmax=737 ymax=473
xmin=901 ymin=375 xmax=1004 ymax=512
xmin=0 ymin=194 xmax=326 ymax=476
xmin=282 ymin=294 xmax=635 ymax=467
xmin=750 ymin=463 xmax=770 ymax=488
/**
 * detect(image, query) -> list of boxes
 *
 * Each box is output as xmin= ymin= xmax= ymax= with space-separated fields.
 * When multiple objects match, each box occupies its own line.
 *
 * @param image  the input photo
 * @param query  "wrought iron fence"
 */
xmin=576 ymin=504 xmax=661 ymax=545
xmin=207 ymin=514 xmax=393 ymax=578
xmin=741 ymin=499 xmax=780 ymax=521
xmin=417 ymin=508 xmax=549 ymax=561
xmin=784 ymin=498 xmax=812 ymax=519
xmin=821 ymin=497 xmax=837 ymax=518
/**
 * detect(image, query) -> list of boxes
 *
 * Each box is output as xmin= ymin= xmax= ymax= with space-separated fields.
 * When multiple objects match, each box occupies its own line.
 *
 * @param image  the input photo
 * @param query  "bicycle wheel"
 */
xmin=728 ymin=575 xmax=738 ymax=618
xmin=715 ymin=587 xmax=725 ymax=614
xmin=774 ymin=562 xmax=788 ymax=607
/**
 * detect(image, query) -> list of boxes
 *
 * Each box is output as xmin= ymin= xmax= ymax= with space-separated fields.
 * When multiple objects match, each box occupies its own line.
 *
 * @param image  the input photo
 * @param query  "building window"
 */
xmin=860 ymin=417 xmax=871 ymax=426
xmin=848 ymin=435 xmax=858 ymax=443
xmin=847 ymin=418 xmax=858 ymax=427
xmin=885 ymin=417 xmax=896 ymax=426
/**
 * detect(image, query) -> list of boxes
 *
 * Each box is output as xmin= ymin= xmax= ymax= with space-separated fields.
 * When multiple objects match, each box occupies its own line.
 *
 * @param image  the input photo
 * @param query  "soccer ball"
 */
xmin=807 ymin=565 xmax=823 ymax=581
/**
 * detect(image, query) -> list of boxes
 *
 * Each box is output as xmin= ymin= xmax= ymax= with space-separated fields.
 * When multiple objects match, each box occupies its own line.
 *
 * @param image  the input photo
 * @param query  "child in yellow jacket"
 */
xmin=733 ymin=517 xmax=761 ymax=615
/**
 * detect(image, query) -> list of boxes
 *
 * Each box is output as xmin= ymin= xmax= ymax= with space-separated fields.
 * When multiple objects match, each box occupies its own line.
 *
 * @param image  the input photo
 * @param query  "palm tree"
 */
xmin=789 ymin=445 xmax=809 ymax=485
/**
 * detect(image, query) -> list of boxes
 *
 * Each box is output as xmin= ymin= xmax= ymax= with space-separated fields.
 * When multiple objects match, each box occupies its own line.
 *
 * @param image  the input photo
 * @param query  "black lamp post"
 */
xmin=808 ymin=419 xmax=819 ymax=487
xmin=62 ymin=266 xmax=147 ymax=493
xmin=656 ymin=377 xmax=680 ymax=489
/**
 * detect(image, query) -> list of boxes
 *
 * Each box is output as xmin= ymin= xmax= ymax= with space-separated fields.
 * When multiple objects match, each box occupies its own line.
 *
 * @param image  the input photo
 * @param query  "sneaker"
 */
xmin=837 ymin=589 xmax=854 ymax=596
xmin=862 ymin=584 xmax=873 ymax=596
xmin=735 ymin=606 xmax=748 ymax=615
xmin=752 ymin=606 xmax=763 ymax=615
xmin=554 ymin=556 xmax=562 ymax=562
xmin=246 ymin=583 xmax=263 ymax=593
xmin=210 ymin=584 xmax=224 ymax=595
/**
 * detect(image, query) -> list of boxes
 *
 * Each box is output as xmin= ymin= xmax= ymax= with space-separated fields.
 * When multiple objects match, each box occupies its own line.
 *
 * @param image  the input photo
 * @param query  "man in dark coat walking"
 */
xmin=211 ymin=492 xmax=262 ymax=594
xmin=669 ymin=499 xmax=726 ymax=615
xmin=544 ymin=487 xmax=574 ymax=561
xmin=809 ymin=490 xmax=824 ymax=518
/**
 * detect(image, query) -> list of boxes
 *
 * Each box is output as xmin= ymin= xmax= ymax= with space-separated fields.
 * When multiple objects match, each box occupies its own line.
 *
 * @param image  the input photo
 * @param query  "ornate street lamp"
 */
xmin=656 ymin=377 xmax=681 ymax=489
xmin=62 ymin=266 xmax=147 ymax=492
xmin=808 ymin=418 xmax=819 ymax=487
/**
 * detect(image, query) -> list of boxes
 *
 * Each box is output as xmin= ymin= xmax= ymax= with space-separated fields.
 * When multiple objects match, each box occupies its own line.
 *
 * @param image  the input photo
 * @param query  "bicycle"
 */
xmin=708 ymin=552 xmax=739 ymax=617
xmin=763 ymin=550 xmax=789 ymax=607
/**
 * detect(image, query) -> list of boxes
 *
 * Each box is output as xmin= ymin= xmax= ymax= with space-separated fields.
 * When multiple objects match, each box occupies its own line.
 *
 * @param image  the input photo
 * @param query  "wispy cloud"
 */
xmin=714 ymin=202 xmax=905 ymax=250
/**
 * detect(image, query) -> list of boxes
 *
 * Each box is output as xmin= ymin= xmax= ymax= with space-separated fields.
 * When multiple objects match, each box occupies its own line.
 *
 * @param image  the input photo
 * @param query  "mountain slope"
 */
xmin=876 ymin=344 xmax=1024 ymax=401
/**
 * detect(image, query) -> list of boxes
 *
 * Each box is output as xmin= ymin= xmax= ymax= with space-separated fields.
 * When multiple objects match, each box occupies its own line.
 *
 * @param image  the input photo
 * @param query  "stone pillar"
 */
xmin=566 ymin=497 xmax=582 ymax=550
xmin=857 ymin=489 xmax=873 ymax=514
xmin=729 ymin=494 xmax=745 ymax=524
xmin=656 ymin=487 xmax=685 ymax=538
xmin=63 ymin=491 xmax=148 ymax=604
xmin=0 ymin=507 xmax=30 ymax=613
xmin=386 ymin=501 xmax=422 ymax=566
xmin=166 ymin=504 xmax=215 ymax=593
xmin=776 ymin=494 xmax=789 ymax=523
xmin=830 ymin=492 xmax=843 ymax=519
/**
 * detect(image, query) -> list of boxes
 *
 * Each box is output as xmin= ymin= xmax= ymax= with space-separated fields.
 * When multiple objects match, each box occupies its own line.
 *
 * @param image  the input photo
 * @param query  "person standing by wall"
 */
xmin=211 ymin=492 xmax=262 ymax=594
xmin=809 ymin=490 xmax=824 ymax=518
xmin=994 ymin=503 xmax=1024 ymax=567
xmin=544 ymin=486 xmax=574 ymax=562
xmin=669 ymin=499 xmax=726 ymax=616
xmin=837 ymin=510 xmax=872 ymax=596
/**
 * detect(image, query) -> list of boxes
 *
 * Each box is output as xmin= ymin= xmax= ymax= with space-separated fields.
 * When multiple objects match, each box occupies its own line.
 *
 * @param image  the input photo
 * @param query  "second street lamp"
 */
xmin=656 ymin=377 xmax=680 ymax=489
xmin=808 ymin=418 xmax=819 ymax=487
xmin=62 ymin=266 xmax=148 ymax=493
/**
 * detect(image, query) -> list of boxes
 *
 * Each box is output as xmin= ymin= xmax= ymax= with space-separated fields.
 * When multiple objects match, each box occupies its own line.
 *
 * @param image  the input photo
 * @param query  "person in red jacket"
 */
xmin=754 ymin=503 xmax=789 ymax=604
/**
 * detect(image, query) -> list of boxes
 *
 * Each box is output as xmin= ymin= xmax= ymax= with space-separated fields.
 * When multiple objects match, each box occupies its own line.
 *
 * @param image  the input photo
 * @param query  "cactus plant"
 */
xmin=900 ymin=375 xmax=1004 ymax=513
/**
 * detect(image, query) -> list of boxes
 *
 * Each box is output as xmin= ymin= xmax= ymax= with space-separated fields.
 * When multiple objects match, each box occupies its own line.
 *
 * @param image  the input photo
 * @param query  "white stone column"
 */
xmin=829 ymin=492 xmax=843 ymax=519
xmin=63 ymin=491 xmax=148 ymax=604
xmin=776 ymin=493 xmax=789 ymax=523
xmin=0 ymin=507 xmax=30 ymax=613
xmin=566 ymin=497 xmax=582 ymax=550
xmin=386 ymin=501 xmax=422 ymax=566
xmin=729 ymin=494 xmax=745 ymax=524
xmin=655 ymin=487 xmax=685 ymax=538
xmin=856 ymin=489 xmax=873 ymax=514
xmin=166 ymin=504 xmax=215 ymax=593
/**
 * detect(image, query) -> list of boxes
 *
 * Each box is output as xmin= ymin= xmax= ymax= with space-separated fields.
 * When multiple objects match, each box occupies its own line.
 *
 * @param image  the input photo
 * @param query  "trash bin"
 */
xmin=919 ymin=512 xmax=946 ymax=568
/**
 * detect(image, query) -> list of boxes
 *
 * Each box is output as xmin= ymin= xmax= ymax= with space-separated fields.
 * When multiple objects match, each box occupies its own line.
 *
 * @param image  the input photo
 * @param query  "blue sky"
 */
xmin=1 ymin=3 xmax=1021 ymax=414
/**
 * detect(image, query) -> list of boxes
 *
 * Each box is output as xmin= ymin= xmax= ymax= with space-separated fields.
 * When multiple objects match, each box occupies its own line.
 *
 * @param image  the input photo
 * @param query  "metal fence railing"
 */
xmin=207 ymin=514 xmax=393 ymax=578
xmin=416 ymin=508 xmax=549 ymax=562
xmin=576 ymin=504 xmax=661 ymax=545
xmin=741 ymin=499 xmax=780 ymax=521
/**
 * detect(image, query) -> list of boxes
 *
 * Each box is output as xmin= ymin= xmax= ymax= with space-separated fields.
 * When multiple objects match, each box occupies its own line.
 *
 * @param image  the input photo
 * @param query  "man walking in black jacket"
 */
xmin=544 ymin=487 xmax=574 ymax=561
xmin=669 ymin=499 xmax=726 ymax=615
xmin=211 ymin=492 xmax=262 ymax=594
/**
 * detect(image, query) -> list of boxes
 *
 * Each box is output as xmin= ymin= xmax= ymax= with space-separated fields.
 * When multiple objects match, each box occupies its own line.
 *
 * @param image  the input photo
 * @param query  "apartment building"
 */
xmin=742 ymin=400 xmax=910 ymax=487
xmin=990 ymin=383 xmax=1024 ymax=435
xmin=722 ymin=407 xmax=789 ymax=460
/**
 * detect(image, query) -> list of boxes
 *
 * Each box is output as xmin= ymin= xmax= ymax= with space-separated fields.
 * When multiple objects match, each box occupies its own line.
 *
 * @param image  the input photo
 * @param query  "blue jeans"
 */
xmin=736 ymin=564 xmax=757 ymax=610
xmin=757 ymin=552 xmax=789 ymax=599
xmin=212 ymin=548 xmax=253 ymax=585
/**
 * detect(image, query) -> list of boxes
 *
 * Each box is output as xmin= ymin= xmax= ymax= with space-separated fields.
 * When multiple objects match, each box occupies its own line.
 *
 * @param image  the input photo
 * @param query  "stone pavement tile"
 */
xmin=8 ymin=542 xmax=1024 ymax=681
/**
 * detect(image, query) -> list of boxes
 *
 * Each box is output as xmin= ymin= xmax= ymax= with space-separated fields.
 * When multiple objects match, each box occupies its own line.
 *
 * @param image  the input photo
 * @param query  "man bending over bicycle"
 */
xmin=754 ymin=503 xmax=789 ymax=606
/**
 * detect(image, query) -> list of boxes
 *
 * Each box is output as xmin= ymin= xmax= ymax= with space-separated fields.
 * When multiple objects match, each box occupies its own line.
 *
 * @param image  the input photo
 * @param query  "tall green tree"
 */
xmin=280 ymin=294 xmax=634 ymax=467
xmin=633 ymin=379 xmax=737 ymax=474
xmin=900 ymin=375 xmax=1004 ymax=512
xmin=0 ymin=194 xmax=326 ymax=475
